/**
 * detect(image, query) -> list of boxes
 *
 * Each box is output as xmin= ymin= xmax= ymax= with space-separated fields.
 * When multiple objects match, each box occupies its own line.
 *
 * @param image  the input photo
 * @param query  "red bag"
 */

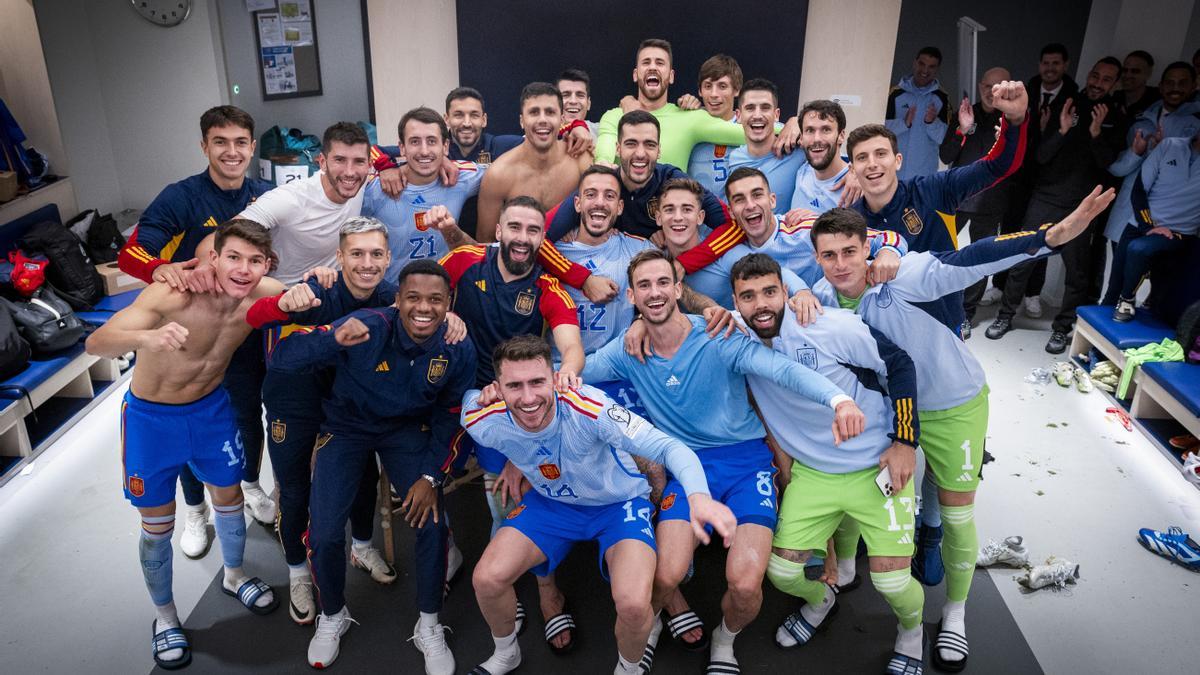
xmin=8 ymin=249 xmax=48 ymax=296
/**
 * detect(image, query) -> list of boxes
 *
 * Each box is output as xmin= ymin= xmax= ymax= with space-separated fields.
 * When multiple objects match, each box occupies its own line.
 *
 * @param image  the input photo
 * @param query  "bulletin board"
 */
xmin=253 ymin=1 xmax=323 ymax=101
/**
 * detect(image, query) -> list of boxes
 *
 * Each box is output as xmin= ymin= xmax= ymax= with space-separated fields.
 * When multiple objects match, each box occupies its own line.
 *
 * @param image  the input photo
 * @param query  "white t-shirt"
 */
xmin=238 ymin=172 xmax=364 ymax=284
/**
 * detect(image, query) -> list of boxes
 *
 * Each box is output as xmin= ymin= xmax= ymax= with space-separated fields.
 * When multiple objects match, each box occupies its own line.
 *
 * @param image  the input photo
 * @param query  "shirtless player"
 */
xmin=86 ymin=219 xmax=285 ymax=670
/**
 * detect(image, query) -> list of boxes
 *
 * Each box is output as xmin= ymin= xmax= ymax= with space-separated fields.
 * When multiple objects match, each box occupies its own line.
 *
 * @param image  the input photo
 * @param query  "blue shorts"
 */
xmin=502 ymin=491 xmax=656 ymax=578
xmin=657 ymin=438 xmax=776 ymax=529
xmin=121 ymin=387 xmax=245 ymax=507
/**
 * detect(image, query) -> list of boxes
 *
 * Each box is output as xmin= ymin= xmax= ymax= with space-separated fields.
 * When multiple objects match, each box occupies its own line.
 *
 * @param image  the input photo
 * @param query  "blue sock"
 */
xmin=213 ymin=501 xmax=246 ymax=571
xmin=921 ymin=475 xmax=942 ymax=528
xmin=139 ymin=515 xmax=175 ymax=607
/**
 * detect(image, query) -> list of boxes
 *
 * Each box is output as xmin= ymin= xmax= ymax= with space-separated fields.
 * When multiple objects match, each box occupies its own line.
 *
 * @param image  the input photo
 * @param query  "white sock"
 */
xmin=493 ymin=628 xmax=518 ymax=654
xmin=186 ymin=501 xmax=207 ymax=515
xmin=710 ymin=618 xmax=739 ymax=661
xmin=647 ymin=612 xmax=663 ymax=645
xmin=243 ymin=480 xmax=261 ymax=492
xmin=800 ymin=585 xmax=836 ymax=625
xmin=939 ymin=600 xmax=967 ymax=661
xmin=615 ymin=654 xmax=640 ymax=674
xmin=419 ymin=611 xmax=439 ymax=630
xmin=352 ymin=538 xmax=372 ymax=554
xmin=837 ymin=556 xmax=856 ymax=586
xmin=289 ymin=563 xmax=309 ymax=580
xmin=478 ymin=628 xmax=521 ymax=674
xmin=895 ymin=622 xmax=923 ymax=660
xmin=154 ymin=603 xmax=184 ymax=662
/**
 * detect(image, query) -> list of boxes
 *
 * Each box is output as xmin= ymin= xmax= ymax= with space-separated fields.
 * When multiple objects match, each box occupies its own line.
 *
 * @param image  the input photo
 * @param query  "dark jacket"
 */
xmin=939 ymin=102 xmax=1012 ymax=215
xmin=1032 ymin=93 xmax=1126 ymax=207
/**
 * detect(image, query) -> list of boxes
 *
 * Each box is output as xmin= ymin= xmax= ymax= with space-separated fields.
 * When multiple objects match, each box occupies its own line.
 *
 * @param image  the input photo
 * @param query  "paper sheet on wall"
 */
xmin=277 ymin=0 xmax=311 ymax=21
xmin=257 ymin=13 xmax=283 ymax=47
xmin=244 ymin=0 xmax=275 ymax=11
xmin=282 ymin=22 xmax=313 ymax=46
xmin=261 ymin=46 xmax=298 ymax=95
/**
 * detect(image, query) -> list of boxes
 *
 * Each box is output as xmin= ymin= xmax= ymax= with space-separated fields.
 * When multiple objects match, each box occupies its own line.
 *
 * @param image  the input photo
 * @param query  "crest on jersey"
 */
xmin=538 ymin=463 xmax=561 ymax=480
xmin=428 ymin=357 xmax=448 ymax=383
xmin=271 ymin=419 xmax=286 ymax=443
xmin=515 ymin=290 xmax=536 ymax=315
xmin=128 ymin=475 xmax=145 ymax=498
xmin=795 ymin=347 xmax=818 ymax=370
xmin=477 ymin=151 xmax=492 ymax=165
xmin=901 ymin=208 xmax=923 ymax=235
xmin=714 ymin=145 xmax=728 ymax=158
xmin=506 ymin=504 xmax=526 ymax=519
xmin=646 ymin=197 xmax=660 ymax=220
xmin=414 ymin=211 xmax=429 ymax=231
xmin=660 ymin=493 xmax=677 ymax=511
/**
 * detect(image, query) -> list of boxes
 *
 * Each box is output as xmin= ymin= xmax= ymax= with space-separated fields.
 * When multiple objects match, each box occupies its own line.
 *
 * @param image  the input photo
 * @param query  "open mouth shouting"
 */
xmin=749 ymin=307 xmax=783 ymax=338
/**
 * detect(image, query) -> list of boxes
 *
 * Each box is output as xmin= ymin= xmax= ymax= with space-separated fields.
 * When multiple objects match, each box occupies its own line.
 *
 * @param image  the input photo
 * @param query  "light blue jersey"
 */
xmin=461 ymin=385 xmax=709 ymax=506
xmin=685 ymin=242 xmax=806 ymax=310
xmin=360 ymin=162 xmax=486 ymax=281
xmin=750 ymin=215 xmax=908 ymax=288
xmin=582 ymin=315 xmax=845 ymax=450
xmin=553 ymin=232 xmax=655 ymax=358
xmin=727 ymin=146 xmax=808 ymax=214
xmin=790 ymin=162 xmax=849 ymax=214
xmin=687 ymin=116 xmax=742 ymax=197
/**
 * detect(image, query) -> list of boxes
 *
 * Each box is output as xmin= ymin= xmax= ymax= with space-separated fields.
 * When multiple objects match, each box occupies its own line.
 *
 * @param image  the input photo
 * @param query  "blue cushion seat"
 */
xmin=0 ymin=343 xmax=87 ymax=399
xmin=1141 ymin=361 xmax=1200 ymax=417
xmin=1076 ymin=305 xmax=1174 ymax=350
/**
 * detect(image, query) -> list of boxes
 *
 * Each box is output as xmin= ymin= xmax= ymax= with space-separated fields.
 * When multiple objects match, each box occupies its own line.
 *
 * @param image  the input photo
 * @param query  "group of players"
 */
xmin=88 ymin=38 xmax=1118 ymax=675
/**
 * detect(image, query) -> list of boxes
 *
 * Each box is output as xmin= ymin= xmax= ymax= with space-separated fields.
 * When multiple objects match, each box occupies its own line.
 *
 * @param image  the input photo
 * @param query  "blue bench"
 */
xmin=1132 ymin=362 xmax=1200 ymax=445
xmin=76 ymin=289 xmax=139 ymax=325
xmin=1070 ymin=304 xmax=1174 ymax=371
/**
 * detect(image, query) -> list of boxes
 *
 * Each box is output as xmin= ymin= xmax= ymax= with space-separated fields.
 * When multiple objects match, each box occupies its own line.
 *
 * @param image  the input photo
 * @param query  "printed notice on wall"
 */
xmin=257 ymin=12 xmax=283 ymax=47
xmin=261 ymin=46 xmax=298 ymax=95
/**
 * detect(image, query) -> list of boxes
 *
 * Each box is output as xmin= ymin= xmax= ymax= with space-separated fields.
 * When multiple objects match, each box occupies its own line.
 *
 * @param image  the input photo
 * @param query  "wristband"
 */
xmin=557 ymin=119 xmax=589 ymax=140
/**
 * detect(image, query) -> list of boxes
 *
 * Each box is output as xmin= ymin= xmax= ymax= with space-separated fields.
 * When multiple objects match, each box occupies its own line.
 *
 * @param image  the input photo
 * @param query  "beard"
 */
xmin=500 ymin=240 xmax=536 ymax=277
xmin=749 ymin=307 xmax=785 ymax=340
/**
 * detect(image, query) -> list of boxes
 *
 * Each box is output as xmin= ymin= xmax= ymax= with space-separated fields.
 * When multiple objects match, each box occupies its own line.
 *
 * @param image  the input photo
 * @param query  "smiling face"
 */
xmin=574 ymin=172 xmax=623 ymax=239
xmin=396 ymin=272 xmax=450 ymax=342
xmin=335 ymin=231 xmax=390 ymax=295
xmin=912 ymin=53 xmax=941 ymax=88
xmin=318 ymin=141 xmax=370 ymax=203
xmin=618 ymin=122 xmax=660 ymax=187
xmin=400 ymin=119 xmax=448 ymax=181
xmin=850 ymin=136 xmax=901 ymax=201
xmin=725 ymin=174 xmax=777 ymax=246
xmin=496 ymin=205 xmax=545 ymax=277
xmin=1085 ymin=62 xmax=1120 ymax=101
xmin=801 ymin=110 xmax=844 ymax=171
xmin=1039 ymin=53 xmax=1068 ymax=87
xmin=656 ymin=188 xmax=704 ymax=250
xmin=634 ymin=46 xmax=674 ymax=103
xmin=739 ymin=89 xmax=779 ymax=145
xmin=700 ymin=75 xmax=739 ymax=119
xmin=497 ymin=357 xmax=556 ymax=432
xmin=732 ymin=272 xmax=786 ymax=340
xmin=627 ymin=258 xmax=681 ymax=326
xmin=210 ymin=236 xmax=270 ymax=298
xmin=558 ymin=79 xmax=591 ymax=122
xmin=1160 ymin=66 xmax=1197 ymax=111
xmin=813 ymin=231 xmax=869 ymax=298
xmin=1122 ymin=55 xmax=1152 ymax=93
xmin=202 ymin=123 xmax=255 ymax=184
xmin=520 ymin=94 xmax=562 ymax=152
xmin=446 ymin=96 xmax=487 ymax=151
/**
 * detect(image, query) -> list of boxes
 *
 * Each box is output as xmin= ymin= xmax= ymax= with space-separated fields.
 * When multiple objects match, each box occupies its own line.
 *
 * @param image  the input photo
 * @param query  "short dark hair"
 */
xmin=740 ymin=78 xmax=779 ymax=108
xmin=917 ymin=46 xmax=942 ymax=63
xmin=659 ymin=177 xmax=704 ymax=206
xmin=557 ymin=68 xmax=591 ymax=96
xmin=321 ymin=122 xmax=369 ymax=154
xmin=520 ymin=82 xmax=562 ymax=110
xmin=1041 ymin=43 xmax=1070 ymax=62
xmin=723 ymin=166 xmax=769 ymax=201
xmin=500 ymin=195 xmax=546 ymax=219
xmin=493 ymin=335 xmax=553 ymax=376
xmin=201 ymin=105 xmax=255 ymax=140
xmin=730 ymin=252 xmax=784 ymax=289
xmin=800 ymin=99 xmax=847 ymax=133
xmin=627 ymin=248 xmax=677 ymax=287
xmin=1163 ymin=61 xmax=1198 ymax=81
xmin=637 ymin=38 xmax=673 ymax=65
xmin=846 ymin=124 xmax=898 ymax=157
xmin=579 ymin=164 xmax=621 ymax=188
xmin=810 ymin=208 xmax=868 ymax=247
xmin=1095 ymin=56 xmax=1123 ymax=73
xmin=1126 ymin=50 xmax=1155 ymax=68
xmin=698 ymin=54 xmax=743 ymax=92
xmin=397 ymin=258 xmax=451 ymax=292
xmin=215 ymin=218 xmax=276 ymax=270
xmin=399 ymin=106 xmax=449 ymax=143
xmin=618 ymin=110 xmax=660 ymax=140
xmin=445 ymin=86 xmax=484 ymax=112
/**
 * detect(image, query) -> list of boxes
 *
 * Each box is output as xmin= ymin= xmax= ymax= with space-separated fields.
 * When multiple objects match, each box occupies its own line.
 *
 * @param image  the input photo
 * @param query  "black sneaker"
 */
xmin=960 ymin=320 xmax=972 ymax=340
xmin=1045 ymin=330 xmax=1069 ymax=354
xmin=984 ymin=317 xmax=1012 ymax=340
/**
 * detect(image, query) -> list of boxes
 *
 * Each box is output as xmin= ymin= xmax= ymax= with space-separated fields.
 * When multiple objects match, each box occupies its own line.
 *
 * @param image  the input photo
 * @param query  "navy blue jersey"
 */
xmin=119 ymin=170 xmax=274 ymax=282
xmin=545 ymin=164 xmax=730 ymax=241
xmin=450 ymin=132 xmax=522 ymax=165
xmin=440 ymin=244 xmax=578 ymax=386
xmin=267 ymin=310 xmax=475 ymax=476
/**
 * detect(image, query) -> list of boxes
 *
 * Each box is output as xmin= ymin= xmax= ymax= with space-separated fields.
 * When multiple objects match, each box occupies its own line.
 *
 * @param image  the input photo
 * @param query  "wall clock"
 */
xmin=129 ymin=0 xmax=191 ymax=27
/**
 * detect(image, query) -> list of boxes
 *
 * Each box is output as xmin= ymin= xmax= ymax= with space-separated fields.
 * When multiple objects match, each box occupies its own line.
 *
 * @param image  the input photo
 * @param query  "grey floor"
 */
xmin=2 ymin=303 xmax=1200 ymax=674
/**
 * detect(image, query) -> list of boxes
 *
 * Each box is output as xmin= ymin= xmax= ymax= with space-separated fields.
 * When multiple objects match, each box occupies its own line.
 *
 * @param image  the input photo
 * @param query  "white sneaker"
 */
xmin=411 ymin=619 xmax=455 ymax=675
xmin=180 ymin=503 xmax=211 ymax=559
xmin=1023 ymin=296 xmax=1044 ymax=318
xmin=1181 ymin=454 xmax=1200 ymax=486
xmin=308 ymin=607 xmax=357 ymax=669
xmin=351 ymin=546 xmax=398 ymax=584
xmin=290 ymin=576 xmax=316 ymax=625
xmin=976 ymin=536 xmax=1030 ymax=567
xmin=243 ymin=483 xmax=277 ymax=525
xmin=979 ymin=287 xmax=1003 ymax=306
xmin=1019 ymin=557 xmax=1079 ymax=590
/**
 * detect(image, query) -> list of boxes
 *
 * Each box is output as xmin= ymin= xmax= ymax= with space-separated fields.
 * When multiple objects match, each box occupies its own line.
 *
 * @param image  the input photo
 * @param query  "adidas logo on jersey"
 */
xmin=375 ymin=361 xmax=390 ymax=372
xmin=535 ymin=445 xmax=552 ymax=457
xmin=412 ymin=194 xmax=427 ymax=205
xmin=810 ymin=198 xmax=820 ymax=208
xmin=957 ymin=472 xmax=973 ymax=482
xmin=665 ymin=375 xmax=681 ymax=387
xmin=1167 ymin=159 xmax=1178 ymax=166
xmin=642 ymin=527 xmax=654 ymax=538
xmin=897 ymin=533 xmax=914 ymax=545
xmin=475 ymin=279 xmax=487 ymax=292
xmin=584 ymin=259 xmax=597 ymax=270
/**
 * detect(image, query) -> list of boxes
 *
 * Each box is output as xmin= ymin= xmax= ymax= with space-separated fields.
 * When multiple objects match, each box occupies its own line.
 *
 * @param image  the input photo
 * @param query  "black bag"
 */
xmin=66 ymin=209 xmax=125 ymax=263
xmin=18 ymin=220 xmax=105 ymax=310
xmin=0 ymin=302 xmax=31 ymax=379
xmin=0 ymin=287 xmax=85 ymax=355
xmin=1177 ymin=300 xmax=1200 ymax=365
